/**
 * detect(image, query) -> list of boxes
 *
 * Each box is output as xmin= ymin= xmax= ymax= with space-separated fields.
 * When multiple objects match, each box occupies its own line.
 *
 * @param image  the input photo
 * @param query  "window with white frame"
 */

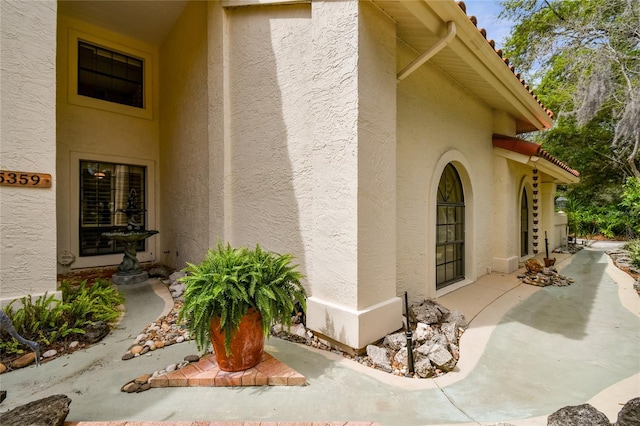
xmin=79 ymin=160 xmax=146 ymax=256
xmin=68 ymin=29 xmax=153 ymax=120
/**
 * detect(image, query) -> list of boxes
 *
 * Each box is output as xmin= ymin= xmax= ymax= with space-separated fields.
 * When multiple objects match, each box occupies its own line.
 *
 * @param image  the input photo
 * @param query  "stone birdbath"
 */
xmin=102 ymin=189 xmax=159 ymax=285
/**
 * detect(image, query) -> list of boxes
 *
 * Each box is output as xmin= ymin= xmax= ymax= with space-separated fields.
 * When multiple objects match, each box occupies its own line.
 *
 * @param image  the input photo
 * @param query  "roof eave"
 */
xmin=419 ymin=0 xmax=554 ymax=132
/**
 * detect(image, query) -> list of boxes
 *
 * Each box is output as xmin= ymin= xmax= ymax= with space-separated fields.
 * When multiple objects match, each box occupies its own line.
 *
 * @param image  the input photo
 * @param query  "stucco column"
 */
xmin=306 ymin=0 xmax=402 ymax=350
xmin=0 ymin=0 xmax=59 ymax=307
xmin=491 ymin=157 xmax=519 ymax=273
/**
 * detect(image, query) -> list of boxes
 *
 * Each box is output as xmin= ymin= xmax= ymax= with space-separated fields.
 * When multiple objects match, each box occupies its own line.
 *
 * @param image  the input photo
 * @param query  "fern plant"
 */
xmin=1 ymin=279 xmax=124 ymax=356
xmin=178 ymin=243 xmax=306 ymax=355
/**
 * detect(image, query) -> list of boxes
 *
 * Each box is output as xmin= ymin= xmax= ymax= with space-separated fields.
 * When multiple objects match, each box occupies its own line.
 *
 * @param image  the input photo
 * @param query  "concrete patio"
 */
xmin=1 ymin=243 xmax=638 ymax=425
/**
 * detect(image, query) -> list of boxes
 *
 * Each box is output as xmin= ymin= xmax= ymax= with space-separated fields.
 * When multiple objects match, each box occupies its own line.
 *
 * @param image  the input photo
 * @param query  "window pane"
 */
xmin=437 ymin=225 xmax=447 ymax=244
xmin=80 ymin=160 xmax=146 ymax=256
xmin=436 ymin=163 xmax=465 ymax=289
xmin=78 ymin=41 xmax=144 ymax=108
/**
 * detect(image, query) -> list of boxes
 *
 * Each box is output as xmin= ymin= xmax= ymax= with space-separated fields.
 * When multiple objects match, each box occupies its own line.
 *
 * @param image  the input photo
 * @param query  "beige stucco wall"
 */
xmin=56 ymin=15 xmax=160 ymax=271
xmin=225 ymin=3 xmax=313 ymax=268
xmin=0 ymin=0 xmax=59 ymax=306
xmin=158 ymin=1 xmax=210 ymax=269
xmin=396 ymin=41 xmax=494 ymax=302
xmin=306 ymin=0 xmax=402 ymax=349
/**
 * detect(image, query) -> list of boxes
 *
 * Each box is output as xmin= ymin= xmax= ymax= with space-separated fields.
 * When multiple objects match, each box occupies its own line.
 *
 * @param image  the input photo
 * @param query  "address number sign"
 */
xmin=0 ymin=170 xmax=52 ymax=188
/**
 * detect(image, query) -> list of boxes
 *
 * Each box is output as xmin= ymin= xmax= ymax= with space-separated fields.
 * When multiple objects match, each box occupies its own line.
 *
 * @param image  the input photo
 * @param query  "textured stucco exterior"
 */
xmin=396 ymin=40 xmax=493 ymax=301
xmin=0 ymin=0 xmax=59 ymax=306
xmin=158 ymin=1 xmax=210 ymax=269
xmin=1 ymin=0 xmax=577 ymax=349
xmin=55 ymin=15 xmax=160 ymax=271
xmin=306 ymin=0 xmax=402 ymax=349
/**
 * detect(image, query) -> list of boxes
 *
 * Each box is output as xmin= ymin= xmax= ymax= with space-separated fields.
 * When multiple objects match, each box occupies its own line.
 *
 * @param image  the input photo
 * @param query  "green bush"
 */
xmin=625 ymin=240 xmax=640 ymax=268
xmin=0 ymin=279 xmax=124 ymax=356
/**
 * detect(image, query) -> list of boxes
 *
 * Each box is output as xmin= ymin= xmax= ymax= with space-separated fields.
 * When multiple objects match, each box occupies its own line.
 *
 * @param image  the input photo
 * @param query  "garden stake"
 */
xmin=404 ymin=291 xmax=414 ymax=374
xmin=545 ymin=231 xmax=549 ymax=258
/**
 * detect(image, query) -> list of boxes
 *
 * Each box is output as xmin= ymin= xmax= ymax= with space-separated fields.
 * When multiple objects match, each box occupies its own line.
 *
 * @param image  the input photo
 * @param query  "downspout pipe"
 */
xmin=397 ymin=21 xmax=456 ymax=81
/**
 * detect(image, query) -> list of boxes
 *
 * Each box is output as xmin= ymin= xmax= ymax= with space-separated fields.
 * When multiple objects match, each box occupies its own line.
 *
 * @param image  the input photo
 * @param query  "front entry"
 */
xmin=436 ymin=163 xmax=465 ymax=290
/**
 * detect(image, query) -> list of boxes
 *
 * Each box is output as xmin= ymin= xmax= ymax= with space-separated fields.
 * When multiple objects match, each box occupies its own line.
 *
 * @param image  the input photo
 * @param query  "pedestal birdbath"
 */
xmin=102 ymin=189 xmax=159 ymax=285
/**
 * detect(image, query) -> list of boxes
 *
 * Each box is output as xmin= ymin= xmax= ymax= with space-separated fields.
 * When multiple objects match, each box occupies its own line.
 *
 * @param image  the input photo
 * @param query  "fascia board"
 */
xmin=222 ymin=0 xmax=309 ymax=7
xmin=530 ymin=158 xmax=580 ymax=184
xmin=421 ymin=0 xmax=553 ymax=131
xmin=493 ymin=147 xmax=531 ymax=165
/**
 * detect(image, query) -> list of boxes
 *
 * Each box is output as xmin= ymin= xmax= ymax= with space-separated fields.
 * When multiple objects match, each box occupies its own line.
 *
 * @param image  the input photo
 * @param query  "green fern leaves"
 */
xmin=178 ymin=243 xmax=306 ymax=355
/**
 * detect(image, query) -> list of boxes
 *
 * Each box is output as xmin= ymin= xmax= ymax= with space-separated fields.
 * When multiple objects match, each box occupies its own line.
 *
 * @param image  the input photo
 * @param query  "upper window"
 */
xmin=68 ymin=28 xmax=153 ymax=119
xmin=78 ymin=41 xmax=144 ymax=108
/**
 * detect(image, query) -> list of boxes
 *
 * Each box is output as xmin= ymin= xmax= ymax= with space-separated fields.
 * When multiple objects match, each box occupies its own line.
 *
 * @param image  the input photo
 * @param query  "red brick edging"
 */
xmin=65 ymin=422 xmax=380 ymax=425
xmin=149 ymin=352 xmax=306 ymax=387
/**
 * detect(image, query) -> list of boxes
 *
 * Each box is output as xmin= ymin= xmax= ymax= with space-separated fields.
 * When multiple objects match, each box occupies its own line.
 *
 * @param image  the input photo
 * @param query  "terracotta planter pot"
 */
xmin=209 ymin=308 xmax=264 ymax=372
xmin=544 ymin=257 xmax=556 ymax=267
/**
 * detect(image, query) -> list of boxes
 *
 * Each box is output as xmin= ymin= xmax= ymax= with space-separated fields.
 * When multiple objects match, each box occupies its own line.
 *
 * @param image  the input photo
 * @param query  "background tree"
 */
xmin=501 ymin=0 xmax=639 ymax=180
xmin=500 ymin=0 xmax=639 ymax=237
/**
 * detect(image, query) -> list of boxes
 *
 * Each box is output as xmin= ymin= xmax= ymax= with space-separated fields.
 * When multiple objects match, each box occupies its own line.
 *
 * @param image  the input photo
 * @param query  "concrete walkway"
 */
xmin=1 ymin=244 xmax=638 ymax=425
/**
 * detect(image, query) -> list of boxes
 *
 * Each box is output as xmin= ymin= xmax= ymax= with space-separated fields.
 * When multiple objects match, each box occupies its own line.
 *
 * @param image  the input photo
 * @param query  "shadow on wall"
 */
xmin=225 ymin=5 xmax=311 ymax=284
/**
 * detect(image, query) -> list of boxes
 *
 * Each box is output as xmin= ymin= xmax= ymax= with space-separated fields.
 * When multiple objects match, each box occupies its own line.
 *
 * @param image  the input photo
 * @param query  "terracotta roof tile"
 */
xmin=493 ymin=135 xmax=580 ymax=177
xmin=456 ymin=1 xmax=554 ymax=120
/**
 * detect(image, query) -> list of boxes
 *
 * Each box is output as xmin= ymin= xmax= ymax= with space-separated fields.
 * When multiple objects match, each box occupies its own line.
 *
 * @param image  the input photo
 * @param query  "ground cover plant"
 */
xmin=0 ymin=278 xmax=124 ymax=367
xmin=625 ymin=240 xmax=640 ymax=268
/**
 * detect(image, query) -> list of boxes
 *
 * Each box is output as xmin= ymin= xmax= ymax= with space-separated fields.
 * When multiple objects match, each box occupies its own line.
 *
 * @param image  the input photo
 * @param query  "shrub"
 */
xmin=625 ymin=240 xmax=640 ymax=268
xmin=0 ymin=279 xmax=124 ymax=357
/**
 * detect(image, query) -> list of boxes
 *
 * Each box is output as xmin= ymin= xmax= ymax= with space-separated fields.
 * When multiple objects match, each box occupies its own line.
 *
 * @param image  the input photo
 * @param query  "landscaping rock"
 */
xmin=414 ymin=357 xmax=435 ymax=378
xmin=0 ymin=394 xmax=71 ymax=426
xmin=616 ymin=397 xmax=640 ymax=426
xmin=0 ymin=363 xmax=7 ymax=374
xmin=43 ymin=349 xmax=58 ymax=358
xmin=426 ymin=343 xmax=457 ymax=372
xmin=547 ymin=403 xmax=610 ymax=426
xmin=525 ymin=258 xmax=544 ymax=273
xmin=10 ymin=352 xmax=36 ymax=369
xmin=414 ymin=323 xmax=434 ymax=343
xmin=84 ymin=320 xmax=109 ymax=343
xmin=383 ymin=332 xmax=406 ymax=351
xmin=366 ymin=345 xmax=390 ymax=369
xmin=410 ymin=299 xmax=448 ymax=325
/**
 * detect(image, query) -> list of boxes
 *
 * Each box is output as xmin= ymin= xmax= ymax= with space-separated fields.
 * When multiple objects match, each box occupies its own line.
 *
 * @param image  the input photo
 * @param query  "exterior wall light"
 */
xmin=555 ymin=196 xmax=568 ymax=211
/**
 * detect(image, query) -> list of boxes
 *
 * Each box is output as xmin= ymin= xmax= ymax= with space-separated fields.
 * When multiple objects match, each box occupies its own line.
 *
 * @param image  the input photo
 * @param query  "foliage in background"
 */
xmin=500 ymin=0 xmax=639 ymax=238
xmin=620 ymin=177 xmax=640 ymax=236
xmin=0 ymin=279 xmax=124 ymax=356
xmin=564 ymin=177 xmax=640 ymax=239
xmin=624 ymin=239 xmax=640 ymax=268
xmin=501 ymin=0 xmax=639 ymax=178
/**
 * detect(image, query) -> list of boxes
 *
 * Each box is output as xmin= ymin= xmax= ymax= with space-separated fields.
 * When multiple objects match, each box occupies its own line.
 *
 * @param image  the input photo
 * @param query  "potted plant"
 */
xmin=178 ymin=243 xmax=306 ymax=372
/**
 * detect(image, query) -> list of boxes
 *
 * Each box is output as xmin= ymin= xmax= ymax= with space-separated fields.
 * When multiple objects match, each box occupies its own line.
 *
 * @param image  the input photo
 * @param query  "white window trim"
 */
xmin=68 ymin=28 xmax=154 ymax=120
xmin=70 ymin=151 xmax=157 ymax=269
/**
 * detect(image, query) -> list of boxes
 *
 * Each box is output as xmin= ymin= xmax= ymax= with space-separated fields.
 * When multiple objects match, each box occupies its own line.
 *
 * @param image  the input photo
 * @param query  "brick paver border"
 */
xmin=149 ymin=352 xmax=306 ymax=388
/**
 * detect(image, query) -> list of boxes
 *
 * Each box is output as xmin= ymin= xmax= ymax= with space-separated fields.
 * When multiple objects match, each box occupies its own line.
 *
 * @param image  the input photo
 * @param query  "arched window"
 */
xmin=521 ymin=189 xmax=529 ymax=257
xmin=436 ymin=164 xmax=465 ymax=289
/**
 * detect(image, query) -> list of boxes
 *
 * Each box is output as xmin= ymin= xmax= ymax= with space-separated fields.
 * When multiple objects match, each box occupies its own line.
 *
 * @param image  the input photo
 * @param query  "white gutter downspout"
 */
xmin=397 ymin=21 xmax=456 ymax=81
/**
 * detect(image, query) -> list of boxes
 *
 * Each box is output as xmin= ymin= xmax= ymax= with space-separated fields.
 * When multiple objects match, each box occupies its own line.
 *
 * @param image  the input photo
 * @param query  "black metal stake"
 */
xmin=545 ymin=231 xmax=549 ymax=258
xmin=404 ymin=291 xmax=414 ymax=374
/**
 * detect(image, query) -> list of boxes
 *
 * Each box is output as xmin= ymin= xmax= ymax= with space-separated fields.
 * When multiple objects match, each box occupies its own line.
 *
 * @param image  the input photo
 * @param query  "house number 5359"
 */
xmin=0 ymin=170 xmax=52 ymax=188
